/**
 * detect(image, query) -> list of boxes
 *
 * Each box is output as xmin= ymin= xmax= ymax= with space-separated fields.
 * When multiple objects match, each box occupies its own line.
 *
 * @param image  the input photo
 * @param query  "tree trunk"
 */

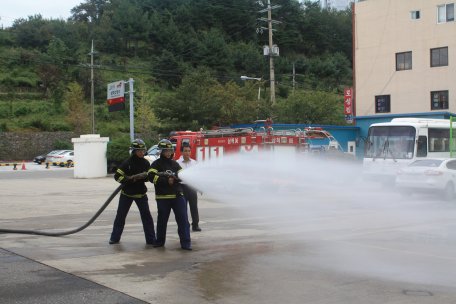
xmin=135 ymin=40 xmax=138 ymax=57
xmin=159 ymin=81 xmax=166 ymax=97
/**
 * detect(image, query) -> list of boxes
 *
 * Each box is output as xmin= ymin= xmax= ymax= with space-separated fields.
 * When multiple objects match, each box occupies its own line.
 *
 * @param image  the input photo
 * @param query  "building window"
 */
xmin=396 ymin=52 xmax=412 ymax=70
xmin=431 ymin=47 xmax=448 ymax=67
xmin=375 ymin=95 xmax=390 ymax=113
xmin=437 ymin=3 xmax=455 ymax=23
xmin=411 ymin=10 xmax=420 ymax=20
xmin=431 ymin=90 xmax=449 ymax=110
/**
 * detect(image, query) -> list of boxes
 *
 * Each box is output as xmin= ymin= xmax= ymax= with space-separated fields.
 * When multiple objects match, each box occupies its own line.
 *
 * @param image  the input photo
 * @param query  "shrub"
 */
xmin=14 ymin=105 xmax=31 ymax=117
xmin=106 ymin=135 xmax=131 ymax=163
xmin=50 ymin=121 xmax=70 ymax=132
xmin=54 ymin=139 xmax=73 ymax=150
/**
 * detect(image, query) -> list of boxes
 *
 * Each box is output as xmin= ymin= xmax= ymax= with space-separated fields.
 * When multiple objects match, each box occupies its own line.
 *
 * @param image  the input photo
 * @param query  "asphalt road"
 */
xmin=0 ymin=162 xmax=74 ymax=180
xmin=0 ymin=248 xmax=147 ymax=304
xmin=1 ymin=170 xmax=456 ymax=303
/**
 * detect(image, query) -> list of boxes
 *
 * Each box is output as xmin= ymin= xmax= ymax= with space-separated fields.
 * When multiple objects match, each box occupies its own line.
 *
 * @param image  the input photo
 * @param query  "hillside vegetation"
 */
xmin=0 ymin=0 xmax=353 ymax=136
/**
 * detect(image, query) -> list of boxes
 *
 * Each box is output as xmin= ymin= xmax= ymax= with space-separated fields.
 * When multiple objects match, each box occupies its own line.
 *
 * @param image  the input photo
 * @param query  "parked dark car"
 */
xmin=34 ymin=151 xmax=54 ymax=164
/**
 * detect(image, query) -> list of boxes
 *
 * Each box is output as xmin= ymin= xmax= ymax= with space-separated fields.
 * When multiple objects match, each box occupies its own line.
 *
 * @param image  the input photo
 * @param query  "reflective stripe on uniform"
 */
xmin=148 ymin=168 xmax=158 ymax=174
xmin=155 ymin=194 xmax=176 ymax=199
xmin=121 ymin=191 xmax=146 ymax=198
xmin=117 ymin=176 xmax=124 ymax=183
xmin=177 ymin=169 xmax=183 ymax=174
xmin=153 ymin=175 xmax=159 ymax=184
xmin=117 ymin=169 xmax=126 ymax=175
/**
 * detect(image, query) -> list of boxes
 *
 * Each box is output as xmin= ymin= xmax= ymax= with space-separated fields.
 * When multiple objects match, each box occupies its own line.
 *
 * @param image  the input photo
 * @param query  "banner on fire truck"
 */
xmin=344 ymin=89 xmax=353 ymax=123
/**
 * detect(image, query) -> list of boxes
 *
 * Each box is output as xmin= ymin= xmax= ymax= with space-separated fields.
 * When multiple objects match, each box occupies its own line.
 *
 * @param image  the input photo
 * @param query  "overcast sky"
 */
xmin=2 ymin=0 xmax=83 ymax=27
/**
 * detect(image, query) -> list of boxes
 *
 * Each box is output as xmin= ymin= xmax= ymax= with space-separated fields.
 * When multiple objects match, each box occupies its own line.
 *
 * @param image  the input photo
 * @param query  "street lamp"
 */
xmin=240 ymin=76 xmax=261 ymax=100
xmin=241 ymin=76 xmax=262 ymax=119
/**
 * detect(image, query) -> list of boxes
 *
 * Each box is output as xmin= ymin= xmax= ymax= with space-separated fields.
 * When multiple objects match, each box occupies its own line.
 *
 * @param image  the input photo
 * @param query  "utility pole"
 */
xmin=87 ymin=40 xmax=97 ymax=134
xmin=258 ymin=1 xmax=281 ymax=105
xmin=268 ymin=0 xmax=275 ymax=105
xmin=292 ymin=63 xmax=296 ymax=92
xmin=125 ymin=78 xmax=135 ymax=142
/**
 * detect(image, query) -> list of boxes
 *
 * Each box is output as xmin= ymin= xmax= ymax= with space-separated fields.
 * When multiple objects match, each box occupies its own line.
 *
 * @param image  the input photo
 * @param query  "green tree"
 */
xmin=277 ymin=91 xmax=346 ymax=125
xmin=45 ymin=36 xmax=69 ymax=63
xmin=153 ymin=68 xmax=220 ymax=134
xmin=66 ymin=82 xmax=90 ymax=136
xmin=135 ymin=82 xmax=157 ymax=139
xmin=12 ymin=15 xmax=51 ymax=50
xmin=112 ymin=0 xmax=151 ymax=56
xmin=71 ymin=0 xmax=108 ymax=22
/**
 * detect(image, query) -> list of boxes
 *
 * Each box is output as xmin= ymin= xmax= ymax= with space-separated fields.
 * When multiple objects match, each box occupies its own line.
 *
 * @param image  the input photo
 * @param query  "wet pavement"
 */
xmin=0 ymin=248 xmax=146 ymax=304
xmin=1 ymin=170 xmax=456 ymax=303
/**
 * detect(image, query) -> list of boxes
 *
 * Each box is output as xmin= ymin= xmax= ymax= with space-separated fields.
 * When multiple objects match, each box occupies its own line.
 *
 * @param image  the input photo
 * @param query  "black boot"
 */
xmin=192 ymin=226 xmax=201 ymax=232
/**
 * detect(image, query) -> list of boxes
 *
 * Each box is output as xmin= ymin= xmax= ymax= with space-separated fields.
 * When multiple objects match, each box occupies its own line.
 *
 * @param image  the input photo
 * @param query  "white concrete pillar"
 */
xmin=71 ymin=134 xmax=109 ymax=178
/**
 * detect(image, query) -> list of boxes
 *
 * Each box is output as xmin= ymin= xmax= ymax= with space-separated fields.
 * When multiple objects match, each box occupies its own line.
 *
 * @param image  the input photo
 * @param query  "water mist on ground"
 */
xmin=179 ymin=152 xmax=456 ymax=286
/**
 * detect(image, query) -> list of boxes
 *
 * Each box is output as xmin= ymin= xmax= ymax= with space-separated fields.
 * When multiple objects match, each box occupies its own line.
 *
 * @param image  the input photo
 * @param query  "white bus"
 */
xmin=363 ymin=118 xmax=455 ymax=185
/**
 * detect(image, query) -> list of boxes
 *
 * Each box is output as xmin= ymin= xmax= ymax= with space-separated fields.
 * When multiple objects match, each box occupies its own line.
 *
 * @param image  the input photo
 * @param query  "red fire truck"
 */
xmin=168 ymin=119 xmax=348 ymax=162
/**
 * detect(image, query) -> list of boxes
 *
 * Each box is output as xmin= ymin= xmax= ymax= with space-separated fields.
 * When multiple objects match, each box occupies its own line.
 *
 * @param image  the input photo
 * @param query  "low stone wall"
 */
xmin=0 ymin=132 xmax=74 ymax=161
xmin=0 ymin=132 xmax=159 ymax=161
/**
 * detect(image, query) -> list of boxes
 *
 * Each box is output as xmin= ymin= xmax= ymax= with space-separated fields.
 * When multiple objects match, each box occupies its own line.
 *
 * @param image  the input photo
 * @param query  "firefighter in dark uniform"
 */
xmin=148 ymin=139 xmax=192 ymax=250
xmin=109 ymin=139 xmax=156 ymax=245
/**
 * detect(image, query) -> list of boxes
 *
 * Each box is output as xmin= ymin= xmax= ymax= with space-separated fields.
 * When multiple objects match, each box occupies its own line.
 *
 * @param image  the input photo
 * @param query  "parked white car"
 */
xmin=396 ymin=158 xmax=456 ymax=200
xmin=52 ymin=150 xmax=74 ymax=167
xmin=45 ymin=150 xmax=73 ymax=166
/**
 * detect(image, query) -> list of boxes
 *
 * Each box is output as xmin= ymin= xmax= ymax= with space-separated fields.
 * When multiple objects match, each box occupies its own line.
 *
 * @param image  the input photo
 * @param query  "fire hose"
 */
xmin=0 ymin=171 xmax=175 ymax=236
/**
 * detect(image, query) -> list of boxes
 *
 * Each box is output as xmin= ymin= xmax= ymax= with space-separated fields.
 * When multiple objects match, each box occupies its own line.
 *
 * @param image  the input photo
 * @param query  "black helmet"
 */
xmin=131 ymin=139 xmax=147 ymax=152
xmin=157 ymin=139 xmax=174 ymax=153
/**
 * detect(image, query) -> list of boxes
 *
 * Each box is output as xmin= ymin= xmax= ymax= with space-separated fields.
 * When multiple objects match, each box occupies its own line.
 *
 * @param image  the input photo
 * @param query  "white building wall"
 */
xmin=355 ymin=0 xmax=456 ymax=116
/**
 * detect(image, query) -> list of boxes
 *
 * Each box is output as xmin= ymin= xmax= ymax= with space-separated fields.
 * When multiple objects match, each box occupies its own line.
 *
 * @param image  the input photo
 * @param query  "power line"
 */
xmin=199 ymin=0 xmax=257 ymax=9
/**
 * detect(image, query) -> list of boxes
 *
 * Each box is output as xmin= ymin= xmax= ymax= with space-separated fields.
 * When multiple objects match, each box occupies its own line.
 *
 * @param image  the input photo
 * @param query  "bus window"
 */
xmin=365 ymin=126 xmax=416 ymax=159
xmin=417 ymin=136 xmax=427 ymax=157
xmin=428 ymin=129 xmax=449 ymax=152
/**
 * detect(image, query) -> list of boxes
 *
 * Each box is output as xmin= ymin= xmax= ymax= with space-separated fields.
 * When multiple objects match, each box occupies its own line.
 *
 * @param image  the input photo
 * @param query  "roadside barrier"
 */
xmin=43 ymin=161 xmax=74 ymax=169
xmin=1 ymin=161 xmax=74 ymax=170
xmin=0 ymin=163 xmax=22 ymax=170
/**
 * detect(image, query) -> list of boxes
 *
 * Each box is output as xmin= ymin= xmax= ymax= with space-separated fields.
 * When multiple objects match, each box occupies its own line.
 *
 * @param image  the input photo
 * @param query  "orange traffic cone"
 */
xmin=21 ymin=161 xmax=26 ymax=170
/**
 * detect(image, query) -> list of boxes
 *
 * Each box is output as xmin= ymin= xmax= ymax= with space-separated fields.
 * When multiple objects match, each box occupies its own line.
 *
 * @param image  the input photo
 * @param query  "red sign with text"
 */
xmin=344 ymin=89 xmax=352 ymax=116
xmin=107 ymin=96 xmax=125 ymax=105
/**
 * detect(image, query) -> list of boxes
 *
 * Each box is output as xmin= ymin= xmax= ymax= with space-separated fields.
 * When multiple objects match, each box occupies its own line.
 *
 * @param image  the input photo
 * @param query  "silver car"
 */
xmin=53 ymin=150 xmax=74 ymax=167
xmin=45 ymin=150 xmax=73 ymax=166
xmin=396 ymin=158 xmax=456 ymax=200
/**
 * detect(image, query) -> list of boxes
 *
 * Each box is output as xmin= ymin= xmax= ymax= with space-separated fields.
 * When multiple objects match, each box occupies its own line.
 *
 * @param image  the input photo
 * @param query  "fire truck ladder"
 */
xmin=200 ymin=127 xmax=254 ymax=138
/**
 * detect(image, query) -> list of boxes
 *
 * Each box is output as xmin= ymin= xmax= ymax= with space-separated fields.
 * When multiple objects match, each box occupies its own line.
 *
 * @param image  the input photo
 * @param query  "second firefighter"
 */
xmin=148 ymin=139 xmax=192 ymax=250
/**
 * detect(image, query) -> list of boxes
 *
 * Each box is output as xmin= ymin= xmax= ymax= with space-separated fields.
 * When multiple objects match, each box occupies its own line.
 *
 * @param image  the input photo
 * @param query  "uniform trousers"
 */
xmin=155 ymin=196 xmax=191 ymax=247
xmin=110 ymin=194 xmax=156 ymax=244
xmin=181 ymin=184 xmax=199 ymax=227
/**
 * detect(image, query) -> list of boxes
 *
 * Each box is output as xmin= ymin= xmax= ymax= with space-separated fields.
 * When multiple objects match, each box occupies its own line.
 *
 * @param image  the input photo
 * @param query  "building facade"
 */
xmin=353 ymin=0 xmax=456 ymax=157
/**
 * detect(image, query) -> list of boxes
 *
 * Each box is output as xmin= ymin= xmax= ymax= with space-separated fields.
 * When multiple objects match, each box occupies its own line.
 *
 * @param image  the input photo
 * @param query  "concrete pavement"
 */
xmin=1 ymin=169 xmax=456 ymax=303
